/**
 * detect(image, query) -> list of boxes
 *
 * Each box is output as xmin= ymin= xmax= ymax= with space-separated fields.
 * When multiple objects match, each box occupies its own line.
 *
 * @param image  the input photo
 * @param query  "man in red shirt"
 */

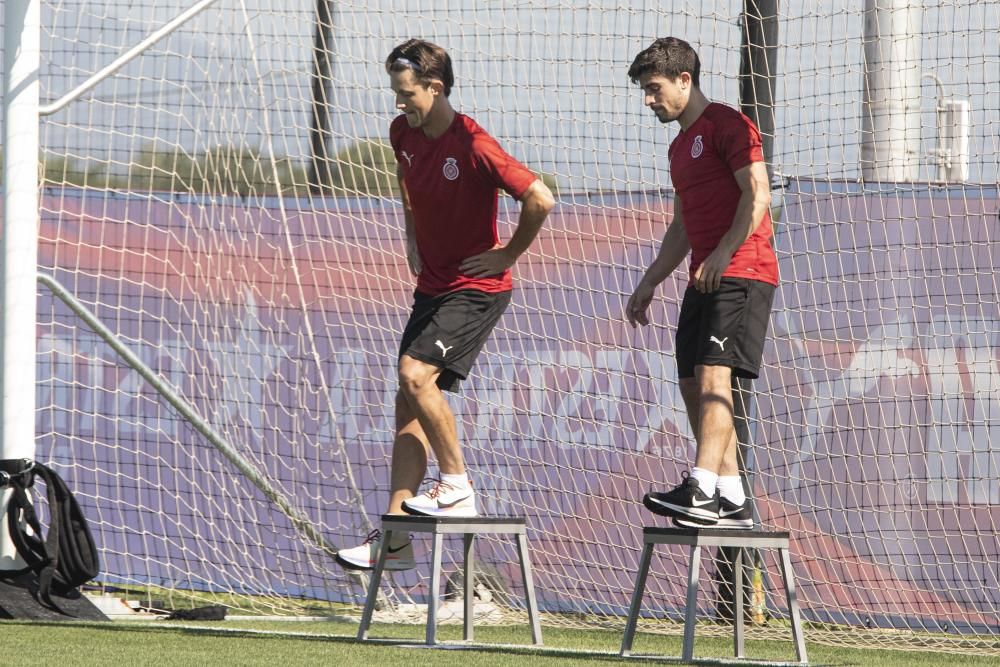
xmin=336 ymin=39 xmax=555 ymax=571
xmin=625 ymin=37 xmax=777 ymax=529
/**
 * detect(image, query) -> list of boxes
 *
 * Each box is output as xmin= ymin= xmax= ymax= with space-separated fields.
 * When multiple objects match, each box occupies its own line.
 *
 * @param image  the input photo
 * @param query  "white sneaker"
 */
xmin=334 ymin=530 xmax=415 ymax=571
xmin=402 ymin=479 xmax=478 ymax=517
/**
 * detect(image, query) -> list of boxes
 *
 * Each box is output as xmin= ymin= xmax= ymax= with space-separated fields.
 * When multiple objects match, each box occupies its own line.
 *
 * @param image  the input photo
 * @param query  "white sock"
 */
xmin=717 ymin=475 xmax=746 ymax=505
xmin=440 ymin=472 xmax=471 ymax=491
xmin=690 ymin=467 xmax=718 ymax=494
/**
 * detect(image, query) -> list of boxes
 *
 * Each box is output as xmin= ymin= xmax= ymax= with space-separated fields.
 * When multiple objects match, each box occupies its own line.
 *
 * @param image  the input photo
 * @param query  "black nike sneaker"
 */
xmin=643 ymin=474 xmax=719 ymax=525
xmin=674 ymin=496 xmax=754 ymax=529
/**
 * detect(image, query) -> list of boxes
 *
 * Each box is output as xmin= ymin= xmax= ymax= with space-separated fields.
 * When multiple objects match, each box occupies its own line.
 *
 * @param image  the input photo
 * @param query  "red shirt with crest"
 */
xmin=667 ymin=103 xmax=778 ymax=286
xmin=390 ymin=113 xmax=537 ymax=295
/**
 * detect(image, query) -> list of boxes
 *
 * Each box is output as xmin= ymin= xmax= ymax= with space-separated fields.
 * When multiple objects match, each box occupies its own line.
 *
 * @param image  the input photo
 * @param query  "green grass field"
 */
xmin=1 ymin=618 xmax=996 ymax=666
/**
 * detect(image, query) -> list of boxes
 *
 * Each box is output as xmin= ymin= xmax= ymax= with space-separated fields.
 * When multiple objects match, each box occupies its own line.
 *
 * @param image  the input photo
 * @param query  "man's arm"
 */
xmin=397 ymin=165 xmax=421 ymax=276
xmin=459 ymin=179 xmax=555 ymax=277
xmin=692 ymin=160 xmax=770 ymax=293
xmin=626 ymin=199 xmax=690 ymax=327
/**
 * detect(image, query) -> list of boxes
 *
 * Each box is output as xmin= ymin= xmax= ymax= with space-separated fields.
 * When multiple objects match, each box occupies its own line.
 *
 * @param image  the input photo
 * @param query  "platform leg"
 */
xmin=426 ymin=531 xmax=444 ymax=646
xmin=357 ymin=529 xmax=391 ymax=641
xmin=463 ymin=533 xmax=475 ymax=642
xmin=620 ymin=541 xmax=654 ymax=657
xmin=734 ymin=547 xmax=745 ymax=658
xmin=682 ymin=544 xmax=702 ymax=662
xmin=780 ymin=547 xmax=809 ymax=664
xmin=516 ymin=532 xmax=543 ymax=645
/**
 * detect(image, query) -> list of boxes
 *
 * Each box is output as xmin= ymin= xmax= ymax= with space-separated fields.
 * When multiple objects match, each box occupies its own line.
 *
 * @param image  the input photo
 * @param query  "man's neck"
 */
xmin=422 ymin=103 xmax=456 ymax=140
xmin=677 ymin=89 xmax=710 ymax=132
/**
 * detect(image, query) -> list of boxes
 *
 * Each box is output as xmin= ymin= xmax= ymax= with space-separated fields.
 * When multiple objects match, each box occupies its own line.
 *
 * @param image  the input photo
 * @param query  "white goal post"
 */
xmin=2 ymin=0 xmax=998 ymax=656
xmin=1 ymin=0 xmax=41 ymax=571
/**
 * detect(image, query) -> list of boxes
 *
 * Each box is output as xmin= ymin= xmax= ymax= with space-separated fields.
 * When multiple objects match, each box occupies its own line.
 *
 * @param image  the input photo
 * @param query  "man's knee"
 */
xmin=695 ymin=364 xmax=733 ymax=390
xmin=398 ymin=355 xmax=440 ymax=397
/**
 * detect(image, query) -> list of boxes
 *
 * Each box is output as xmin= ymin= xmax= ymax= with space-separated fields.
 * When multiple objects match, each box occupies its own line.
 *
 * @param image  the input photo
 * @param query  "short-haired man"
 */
xmin=625 ymin=37 xmax=778 ymax=529
xmin=336 ymin=39 xmax=555 ymax=570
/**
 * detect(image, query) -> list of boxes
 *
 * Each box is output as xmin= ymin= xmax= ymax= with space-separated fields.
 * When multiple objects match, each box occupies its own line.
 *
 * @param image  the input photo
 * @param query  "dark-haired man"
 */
xmin=336 ymin=39 xmax=555 ymax=571
xmin=625 ymin=37 xmax=777 ymax=529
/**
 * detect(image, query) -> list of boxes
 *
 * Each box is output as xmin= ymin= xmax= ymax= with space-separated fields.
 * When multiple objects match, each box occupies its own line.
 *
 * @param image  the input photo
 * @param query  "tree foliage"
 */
xmin=3 ymin=140 xmax=558 ymax=197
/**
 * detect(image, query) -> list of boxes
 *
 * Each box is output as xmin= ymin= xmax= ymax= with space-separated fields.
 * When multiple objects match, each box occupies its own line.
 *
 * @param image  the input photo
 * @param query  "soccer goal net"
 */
xmin=12 ymin=0 xmax=1000 ymax=654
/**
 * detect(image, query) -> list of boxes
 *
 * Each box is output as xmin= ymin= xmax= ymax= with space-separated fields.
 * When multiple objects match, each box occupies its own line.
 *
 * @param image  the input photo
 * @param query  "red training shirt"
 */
xmin=667 ymin=103 xmax=779 ymax=286
xmin=390 ymin=113 xmax=538 ymax=295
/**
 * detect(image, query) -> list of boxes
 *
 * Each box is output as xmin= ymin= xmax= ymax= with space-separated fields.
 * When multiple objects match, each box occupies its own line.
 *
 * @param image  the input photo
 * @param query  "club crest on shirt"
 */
xmin=442 ymin=157 xmax=460 ymax=180
xmin=691 ymin=135 xmax=704 ymax=158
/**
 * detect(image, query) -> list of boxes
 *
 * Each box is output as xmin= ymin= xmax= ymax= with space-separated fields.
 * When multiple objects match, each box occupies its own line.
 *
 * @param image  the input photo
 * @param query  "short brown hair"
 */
xmin=385 ymin=39 xmax=455 ymax=97
xmin=627 ymin=37 xmax=701 ymax=88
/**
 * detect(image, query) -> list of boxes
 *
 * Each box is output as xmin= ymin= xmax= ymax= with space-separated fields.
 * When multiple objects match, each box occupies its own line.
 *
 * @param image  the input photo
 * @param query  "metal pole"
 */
xmin=1 ymin=0 xmax=40 ymax=571
xmin=739 ymin=0 xmax=778 ymax=181
xmin=37 ymin=273 xmax=344 ymax=561
xmin=39 ymin=0 xmax=220 ymax=117
xmin=860 ymin=0 xmax=923 ymax=182
xmin=308 ymin=0 xmax=335 ymax=194
xmin=715 ymin=0 xmax=779 ymax=622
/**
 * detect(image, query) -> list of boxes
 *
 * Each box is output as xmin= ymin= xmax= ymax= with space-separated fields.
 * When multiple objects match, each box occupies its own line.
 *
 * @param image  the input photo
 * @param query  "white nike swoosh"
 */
xmin=648 ymin=495 xmax=713 ymax=508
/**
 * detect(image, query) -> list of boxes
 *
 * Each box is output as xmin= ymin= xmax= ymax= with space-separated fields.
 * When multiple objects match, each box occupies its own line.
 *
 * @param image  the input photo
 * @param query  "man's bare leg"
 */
xmin=641 ymin=366 xmax=741 ymax=523
xmin=388 ymin=390 xmax=431 ymax=515
xmin=681 ymin=370 xmax=740 ymax=475
xmin=692 ymin=364 xmax=736 ymax=475
xmin=679 ymin=376 xmax=701 ymax=442
xmin=398 ymin=354 xmax=465 ymax=475
xmin=333 ymin=390 xmax=426 ymax=569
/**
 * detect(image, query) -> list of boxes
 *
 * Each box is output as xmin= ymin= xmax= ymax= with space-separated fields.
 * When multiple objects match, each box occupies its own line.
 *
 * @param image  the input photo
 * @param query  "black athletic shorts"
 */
xmin=675 ymin=277 xmax=775 ymax=380
xmin=398 ymin=288 xmax=512 ymax=392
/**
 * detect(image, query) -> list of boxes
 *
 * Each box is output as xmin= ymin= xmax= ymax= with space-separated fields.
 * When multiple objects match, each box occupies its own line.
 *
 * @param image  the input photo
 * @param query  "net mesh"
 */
xmin=9 ymin=0 xmax=999 ymax=654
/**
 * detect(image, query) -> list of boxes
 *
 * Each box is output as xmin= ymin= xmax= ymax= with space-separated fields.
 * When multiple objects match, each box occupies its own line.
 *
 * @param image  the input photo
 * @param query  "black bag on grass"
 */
xmin=1 ymin=459 xmax=100 ymax=608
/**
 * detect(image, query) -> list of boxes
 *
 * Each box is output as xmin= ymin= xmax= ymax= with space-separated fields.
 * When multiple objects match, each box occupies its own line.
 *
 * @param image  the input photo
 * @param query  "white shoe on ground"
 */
xmin=334 ymin=529 xmax=415 ymax=571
